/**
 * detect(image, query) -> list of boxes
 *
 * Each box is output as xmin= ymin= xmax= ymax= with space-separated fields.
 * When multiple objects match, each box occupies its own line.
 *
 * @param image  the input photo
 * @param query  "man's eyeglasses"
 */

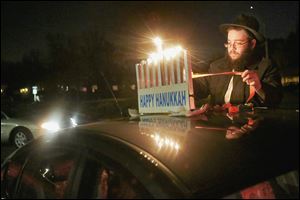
xmin=224 ymin=40 xmax=249 ymax=48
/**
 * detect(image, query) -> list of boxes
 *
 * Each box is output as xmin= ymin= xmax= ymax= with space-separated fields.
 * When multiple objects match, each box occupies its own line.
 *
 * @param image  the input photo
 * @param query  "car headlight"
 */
xmin=41 ymin=121 xmax=60 ymax=132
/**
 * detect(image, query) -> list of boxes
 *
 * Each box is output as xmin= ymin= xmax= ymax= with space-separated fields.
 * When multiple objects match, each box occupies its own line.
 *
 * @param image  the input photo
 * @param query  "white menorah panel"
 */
xmin=136 ymin=49 xmax=195 ymax=114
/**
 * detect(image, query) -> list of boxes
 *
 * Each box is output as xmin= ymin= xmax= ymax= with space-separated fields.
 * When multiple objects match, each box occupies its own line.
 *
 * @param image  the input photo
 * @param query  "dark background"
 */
xmin=1 ymin=1 xmax=299 ymax=106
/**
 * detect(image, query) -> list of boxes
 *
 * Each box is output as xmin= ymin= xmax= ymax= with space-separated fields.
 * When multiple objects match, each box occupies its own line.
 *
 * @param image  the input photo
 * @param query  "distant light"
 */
xmin=112 ymin=85 xmax=118 ymax=91
xmin=81 ymin=87 xmax=87 ymax=92
xmin=281 ymin=76 xmax=299 ymax=86
xmin=130 ymin=84 xmax=136 ymax=90
xmin=91 ymin=85 xmax=98 ymax=93
xmin=250 ymin=5 xmax=254 ymax=9
xmin=20 ymin=88 xmax=29 ymax=94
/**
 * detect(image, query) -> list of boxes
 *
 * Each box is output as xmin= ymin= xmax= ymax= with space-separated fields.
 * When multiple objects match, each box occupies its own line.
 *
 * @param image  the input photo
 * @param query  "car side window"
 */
xmin=77 ymin=155 xmax=152 ymax=199
xmin=16 ymin=149 xmax=78 ymax=199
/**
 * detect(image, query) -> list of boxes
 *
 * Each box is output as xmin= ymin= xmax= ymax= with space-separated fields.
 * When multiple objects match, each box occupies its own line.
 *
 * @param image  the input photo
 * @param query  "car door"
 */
xmin=1 ymin=112 xmax=13 ymax=142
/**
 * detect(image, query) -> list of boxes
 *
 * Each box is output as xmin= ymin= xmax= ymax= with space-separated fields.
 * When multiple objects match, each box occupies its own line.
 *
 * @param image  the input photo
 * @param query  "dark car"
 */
xmin=1 ymin=108 xmax=299 ymax=198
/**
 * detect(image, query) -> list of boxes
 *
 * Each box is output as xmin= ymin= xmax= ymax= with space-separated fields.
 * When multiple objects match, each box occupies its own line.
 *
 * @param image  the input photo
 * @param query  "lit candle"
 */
xmin=146 ymin=61 xmax=150 ymax=88
xmin=164 ymin=56 xmax=169 ymax=85
xmin=141 ymin=61 xmax=145 ymax=89
xmin=135 ymin=64 xmax=141 ymax=89
xmin=170 ymin=58 xmax=175 ymax=84
xmin=183 ymin=50 xmax=188 ymax=82
xmin=157 ymin=56 xmax=162 ymax=86
xmin=152 ymin=61 xmax=156 ymax=87
xmin=176 ymin=53 xmax=181 ymax=83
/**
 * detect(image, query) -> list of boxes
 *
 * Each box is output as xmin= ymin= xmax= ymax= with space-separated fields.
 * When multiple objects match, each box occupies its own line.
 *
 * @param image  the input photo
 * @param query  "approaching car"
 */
xmin=1 ymin=111 xmax=42 ymax=148
xmin=39 ymin=110 xmax=94 ymax=133
xmin=1 ymin=108 xmax=298 ymax=198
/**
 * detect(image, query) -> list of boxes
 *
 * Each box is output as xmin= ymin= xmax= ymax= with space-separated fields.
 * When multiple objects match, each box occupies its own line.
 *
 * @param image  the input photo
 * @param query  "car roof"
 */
xmin=44 ymin=108 xmax=300 ymax=197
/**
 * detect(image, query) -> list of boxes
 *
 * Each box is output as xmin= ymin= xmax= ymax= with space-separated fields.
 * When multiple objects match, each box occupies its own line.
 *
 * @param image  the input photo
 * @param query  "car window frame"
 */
xmin=73 ymin=131 xmax=189 ymax=198
xmin=12 ymin=142 xmax=85 ymax=199
xmin=76 ymin=146 xmax=154 ymax=199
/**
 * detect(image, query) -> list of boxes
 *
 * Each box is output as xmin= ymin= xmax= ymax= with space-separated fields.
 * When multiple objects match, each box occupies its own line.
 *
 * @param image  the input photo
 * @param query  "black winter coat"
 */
xmin=193 ymin=57 xmax=282 ymax=107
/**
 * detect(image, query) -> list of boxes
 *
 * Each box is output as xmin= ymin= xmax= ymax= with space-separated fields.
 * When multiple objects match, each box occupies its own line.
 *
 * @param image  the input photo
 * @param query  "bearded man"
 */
xmin=194 ymin=14 xmax=282 ymax=107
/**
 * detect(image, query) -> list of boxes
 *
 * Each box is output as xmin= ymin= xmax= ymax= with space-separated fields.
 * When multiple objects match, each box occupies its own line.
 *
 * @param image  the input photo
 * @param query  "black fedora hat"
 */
xmin=220 ymin=14 xmax=265 ymax=43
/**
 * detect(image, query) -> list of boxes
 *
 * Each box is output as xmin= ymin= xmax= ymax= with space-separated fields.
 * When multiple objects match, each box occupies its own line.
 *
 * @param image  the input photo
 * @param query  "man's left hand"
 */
xmin=241 ymin=70 xmax=261 ymax=91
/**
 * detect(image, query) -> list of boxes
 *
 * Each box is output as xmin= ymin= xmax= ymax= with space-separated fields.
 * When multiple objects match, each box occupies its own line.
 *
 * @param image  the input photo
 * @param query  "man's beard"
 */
xmin=225 ymin=47 xmax=254 ymax=71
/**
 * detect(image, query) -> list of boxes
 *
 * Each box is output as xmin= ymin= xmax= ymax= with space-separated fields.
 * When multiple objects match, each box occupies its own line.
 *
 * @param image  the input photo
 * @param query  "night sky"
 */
xmin=1 ymin=1 xmax=299 ymax=62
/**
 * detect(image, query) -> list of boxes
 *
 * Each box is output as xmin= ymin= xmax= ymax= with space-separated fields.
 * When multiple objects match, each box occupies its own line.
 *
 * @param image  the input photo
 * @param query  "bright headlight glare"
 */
xmin=41 ymin=121 xmax=60 ymax=132
xmin=70 ymin=117 xmax=77 ymax=127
